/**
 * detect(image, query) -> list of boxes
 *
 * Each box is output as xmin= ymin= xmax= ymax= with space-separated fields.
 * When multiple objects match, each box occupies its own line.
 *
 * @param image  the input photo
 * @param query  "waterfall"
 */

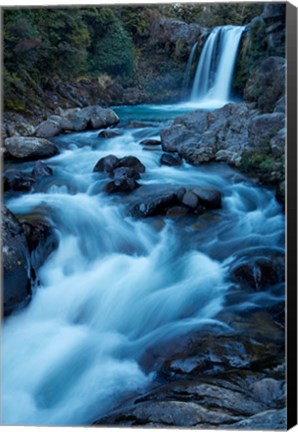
xmin=190 ymin=25 xmax=245 ymax=103
xmin=181 ymin=42 xmax=198 ymax=100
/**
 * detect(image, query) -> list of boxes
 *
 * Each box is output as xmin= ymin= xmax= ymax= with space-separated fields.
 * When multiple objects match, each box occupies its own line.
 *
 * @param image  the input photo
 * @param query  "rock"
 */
xmin=81 ymin=105 xmax=119 ymax=129
xmin=98 ymin=400 xmax=240 ymax=427
xmin=160 ymin=153 xmax=182 ymax=166
xmin=53 ymin=107 xmax=88 ymax=131
xmin=269 ymin=128 xmax=285 ymax=156
xmin=118 ymin=156 xmax=146 ymax=173
xmin=150 ymin=18 xmax=205 ymax=49
xmin=131 ymin=191 xmax=179 ymax=217
xmin=20 ymin=216 xmax=58 ymax=274
xmin=230 ymin=255 xmax=285 ymax=290
xmin=248 ymin=112 xmax=285 ymax=148
xmin=4 ymin=169 xmax=35 ymax=192
xmin=122 ymin=87 xmax=147 ymax=105
xmin=274 ymin=96 xmax=285 ymax=113
xmin=35 ymin=119 xmax=63 ymax=138
xmin=112 ymin=167 xmax=141 ymax=181
xmin=4 ymin=136 xmax=59 ymax=160
xmin=3 ymin=113 xmax=36 ymax=137
xmin=98 ymin=130 xmax=121 ymax=139
xmin=192 ymin=188 xmax=222 ymax=209
xmin=93 ymin=155 xmax=120 ymax=174
xmin=249 ymin=378 xmax=284 ymax=406
xmin=166 ymin=206 xmax=189 ymax=218
xmin=182 ymin=191 xmax=199 ymax=209
xmin=226 ymin=408 xmax=286 ymax=429
xmin=262 ymin=3 xmax=286 ymax=21
xmin=32 ymin=160 xmax=53 ymax=179
xmin=104 ymin=178 xmax=140 ymax=194
xmin=126 ymin=121 xmax=157 ymax=129
xmin=2 ymin=206 xmax=31 ymax=315
xmin=139 ymin=139 xmax=161 ymax=146
xmin=244 ymin=57 xmax=286 ymax=112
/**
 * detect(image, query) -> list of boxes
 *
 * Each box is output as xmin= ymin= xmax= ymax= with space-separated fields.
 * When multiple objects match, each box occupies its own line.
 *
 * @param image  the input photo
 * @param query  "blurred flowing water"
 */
xmin=2 ymin=103 xmax=284 ymax=426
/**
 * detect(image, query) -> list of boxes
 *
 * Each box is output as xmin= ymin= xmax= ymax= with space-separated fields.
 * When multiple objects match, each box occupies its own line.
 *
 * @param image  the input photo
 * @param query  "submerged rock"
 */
xmin=4 ymin=136 xmax=59 ymax=160
xmin=104 ymin=178 xmax=140 ymax=194
xmin=98 ymin=130 xmax=121 ymax=139
xmin=4 ymin=169 xmax=36 ymax=192
xmin=160 ymin=153 xmax=182 ymax=166
xmin=2 ymin=206 xmax=31 ymax=316
xmin=32 ymin=160 xmax=53 ymax=179
xmin=139 ymin=139 xmax=161 ymax=146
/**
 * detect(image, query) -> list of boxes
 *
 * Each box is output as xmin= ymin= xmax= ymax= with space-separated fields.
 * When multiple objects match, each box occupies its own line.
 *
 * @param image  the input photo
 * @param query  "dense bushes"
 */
xmin=3 ymin=7 xmax=134 ymax=110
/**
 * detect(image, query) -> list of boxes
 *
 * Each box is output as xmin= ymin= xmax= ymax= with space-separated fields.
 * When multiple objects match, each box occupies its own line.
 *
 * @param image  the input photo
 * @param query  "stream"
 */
xmin=2 ymin=103 xmax=285 ymax=426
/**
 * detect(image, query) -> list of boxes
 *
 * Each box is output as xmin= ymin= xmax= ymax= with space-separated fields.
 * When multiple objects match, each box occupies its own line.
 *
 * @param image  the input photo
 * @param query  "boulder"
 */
xmin=4 ymin=169 xmax=35 ymax=192
xmin=269 ymin=128 xmax=286 ymax=156
xmin=98 ymin=130 xmax=121 ymax=139
xmin=35 ymin=119 xmax=63 ymax=138
xmin=192 ymin=188 xmax=222 ymax=209
xmin=2 ymin=206 xmax=31 ymax=315
xmin=104 ymin=178 xmax=140 ymax=194
xmin=31 ymin=160 xmax=53 ymax=179
xmin=131 ymin=191 xmax=179 ymax=217
xmin=93 ymin=155 xmax=120 ymax=174
xmin=139 ymin=139 xmax=161 ymax=146
xmin=112 ymin=167 xmax=141 ymax=181
xmin=248 ymin=112 xmax=285 ymax=148
xmin=81 ymin=105 xmax=119 ymax=129
xmin=4 ymin=136 xmax=59 ymax=160
xmin=230 ymin=254 xmax=285 ymax=290
xmin=118 ymin=156 xmax=146 ymax=173
xmin=226 ymin=409 xmax=286 ymax=429
xmin=20 ymin=216 xmax=58 ymax=274
xmin=160 ymin=153 xmax=182 ymax=166
xmin=244 ymin=57 xmax=286 ymax=112
xmin=181 ymin=191 xmax=199 ymax=209
xmin=3 ymin=113 xmax=36 ymax=137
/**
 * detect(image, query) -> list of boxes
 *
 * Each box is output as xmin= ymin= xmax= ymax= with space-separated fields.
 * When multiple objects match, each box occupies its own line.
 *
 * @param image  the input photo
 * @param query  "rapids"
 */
xmin=2 ymin=104 xmax=284 ymax=426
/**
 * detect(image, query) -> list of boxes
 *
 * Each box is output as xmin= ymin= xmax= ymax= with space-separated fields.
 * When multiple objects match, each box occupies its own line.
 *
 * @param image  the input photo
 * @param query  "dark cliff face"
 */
xmin=234 ymin=3 xmax=286 ymax=104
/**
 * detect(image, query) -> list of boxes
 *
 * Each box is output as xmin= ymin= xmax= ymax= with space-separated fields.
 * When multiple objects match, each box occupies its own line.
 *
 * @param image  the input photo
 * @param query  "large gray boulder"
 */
xmin=2 ymin=206 xmax=31 ymax=315
xmin=35 ymin=105 xmax=120 ymax=137
xmin=248 ymin=112 xmax=285 ymax=148
xmin=4 ymin=136 xmax=59 ymax=160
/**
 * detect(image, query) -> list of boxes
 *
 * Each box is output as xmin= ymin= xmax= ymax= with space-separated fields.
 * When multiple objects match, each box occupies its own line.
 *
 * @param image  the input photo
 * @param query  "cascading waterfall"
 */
xmin=190 ymin=25 xmax=245 ymax=103
xmin=181 ymin=41 xmax=198 ymax=100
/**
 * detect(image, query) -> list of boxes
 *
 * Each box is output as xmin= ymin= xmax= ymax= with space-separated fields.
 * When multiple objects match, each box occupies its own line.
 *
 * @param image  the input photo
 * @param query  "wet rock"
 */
xmin=93 ymin=155 xmax=120 ymax=174
xmin=118 ymin=156 xmax=146 ymax=174
xmin=192 ymin=188 xmax=222 ymax=209
xmin=131 ymin=191 xmax=179 ymax=217
xmin=35 ymin=119 xmax=63 ymax=138
xmin=104 ymin=178 xmax=140 ymax=194
xmin=53 ymin=107 xmax=88 ymax=131
xmin=2 ymin=206 xmax=31 ymax=315
xmin=160 ymin=153 xmax=182 ymax=166
xmin=98 ymin=130 xmax=121 ymax=139
xmin=112 ymin=167 xmax=141 ymax=181
xmin=182 ymin=191 xmax=199 ymax=209
xmin=139 ymin=139 xmax=161 ymax=146
xmin=4 ymin=136 xmax=59 ymax=160
xmin=20 ymin=216 xmax=58 ymax=274
xmin=32 ymin=160 xmax=53 ymax=179
xmin=244 ymin=57 xmax=286 ymax=112
xmin=126 ymin=121 xmax=156 ymax=129
xmin=4 ymin=169 xmax=35 ymax=192
xmin=166 ymin=206 xmax=189 ymax=218
xmin=230 ymin=256 xmax=285 ymax=290
xmin=248 ymin=112 xmax=285 ymax=148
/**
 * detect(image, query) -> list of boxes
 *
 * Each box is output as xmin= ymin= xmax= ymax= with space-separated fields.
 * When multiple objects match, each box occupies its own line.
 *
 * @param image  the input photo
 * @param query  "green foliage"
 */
xmin=82 ymin=8 xmax=134 ymax=78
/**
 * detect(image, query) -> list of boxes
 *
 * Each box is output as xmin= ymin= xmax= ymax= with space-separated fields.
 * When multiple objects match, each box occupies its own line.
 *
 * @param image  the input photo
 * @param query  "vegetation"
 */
xmin=2 ymin=4 xmax=266 ymax=112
